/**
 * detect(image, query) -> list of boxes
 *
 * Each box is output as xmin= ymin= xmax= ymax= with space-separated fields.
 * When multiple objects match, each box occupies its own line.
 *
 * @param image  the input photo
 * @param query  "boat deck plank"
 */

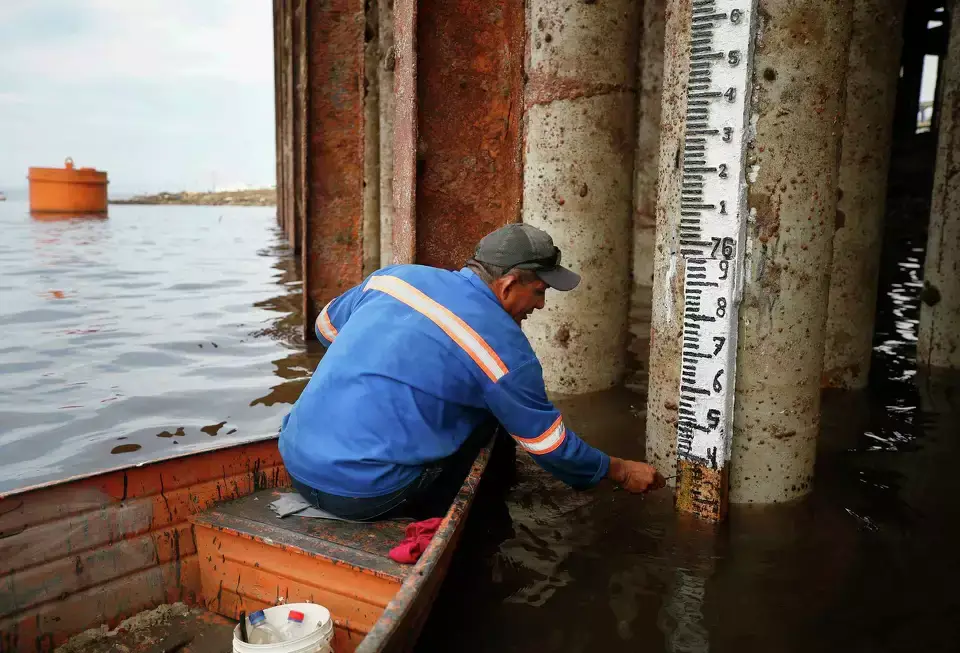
xmin=191 ymin=488 xmax=411 ymax=582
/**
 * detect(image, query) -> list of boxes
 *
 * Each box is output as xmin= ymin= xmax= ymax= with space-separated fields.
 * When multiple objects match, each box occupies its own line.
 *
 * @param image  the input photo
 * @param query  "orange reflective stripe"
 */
xmin=364 ymin=275 xmax=509 ymax=382
xmin=315 ymin=302 xmax=338 ymax=342
xmin=512 ymin=415 xmax=566 ymax=455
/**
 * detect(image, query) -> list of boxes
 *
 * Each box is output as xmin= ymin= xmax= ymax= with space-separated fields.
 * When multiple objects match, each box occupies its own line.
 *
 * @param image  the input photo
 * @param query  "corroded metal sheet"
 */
xmin=273 ymin=0 xmax=285 ymax=228
xmin=0 ymin=440 xmax=287 ymax=652
xmin=302 ymin=0 xmax=368 ymax=337
xmin=391 ymin=0 xmax=417 ymax=265
xmin=292 ymin=0 xmax=308 ymax=256
xmin=413 ymin=0 xmax=525 ymax=270
xmin=284 ymin=2 xmax=297 ymax=248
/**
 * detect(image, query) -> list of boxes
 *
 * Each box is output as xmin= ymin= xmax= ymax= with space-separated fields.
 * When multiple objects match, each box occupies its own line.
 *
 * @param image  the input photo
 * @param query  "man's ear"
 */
xmin=495 ymin=273 xmax=520 ymax=296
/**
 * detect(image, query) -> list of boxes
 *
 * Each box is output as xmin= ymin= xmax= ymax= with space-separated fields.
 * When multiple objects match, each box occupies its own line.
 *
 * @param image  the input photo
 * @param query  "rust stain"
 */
xmin=821 ymin=363 xmax=861 ymax=388
xmin=413 ymin=0 xmax=525 ymax=270
xmin=785 ymin=5 xmax=827 ymax=46
xmin=524 ymin=73 xmax=631 ymax=110
xmin=302 ymin=0 xmax=368 ymax=338
xmin=675 ymin=457 xmax=728 ymax=523
xmin=750 ymin=188 xmax=781 ymax=243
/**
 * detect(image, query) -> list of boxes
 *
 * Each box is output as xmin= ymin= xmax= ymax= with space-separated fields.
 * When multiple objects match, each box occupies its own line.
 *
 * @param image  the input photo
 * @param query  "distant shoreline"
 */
xmin=109 ymin=188 xmax=276 ymax=207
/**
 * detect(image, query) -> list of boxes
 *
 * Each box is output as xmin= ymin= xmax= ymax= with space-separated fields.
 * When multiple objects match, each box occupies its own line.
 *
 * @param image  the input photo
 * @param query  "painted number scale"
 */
xmin=675 ymin=0 xmax=755 ymax=475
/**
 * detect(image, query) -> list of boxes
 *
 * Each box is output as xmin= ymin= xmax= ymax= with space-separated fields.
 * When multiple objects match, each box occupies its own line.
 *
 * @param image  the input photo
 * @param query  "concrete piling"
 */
xmin=730 ymin=0 xmax=855 ymax=503
xmin=522 ymin=0 xmax=641 ymax=394
xmin=644 ymin=0 xmax=692 ymax=481
xmin=823 ymin=0 xmax=906 ymax=389
xmin=628 ymin=0 xmax=666 ymax=395
xmin=391 ymin=0 xmax=417 ymax=265
xmin=919 ymin=0 xmax=960 ymax=371
xmin=646 ymin=0 xmax=855 ymax=504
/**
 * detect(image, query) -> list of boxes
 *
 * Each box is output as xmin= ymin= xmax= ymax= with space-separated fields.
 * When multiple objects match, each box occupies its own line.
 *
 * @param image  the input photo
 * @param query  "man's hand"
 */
xmin=607 ymin=457 xmax=665 ymax=494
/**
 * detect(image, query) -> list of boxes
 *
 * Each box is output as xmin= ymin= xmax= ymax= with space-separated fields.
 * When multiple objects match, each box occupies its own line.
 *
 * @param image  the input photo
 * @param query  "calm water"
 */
xmin=0 ymin=200 xmax=320 ymax=493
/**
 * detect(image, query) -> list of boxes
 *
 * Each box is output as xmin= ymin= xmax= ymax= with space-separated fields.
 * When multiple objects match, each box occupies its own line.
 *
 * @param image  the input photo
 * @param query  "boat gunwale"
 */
xmin=355 ymin=435 xmax=496 ymax=653
xmin=0 ymin=432 xmax=280 ymax=500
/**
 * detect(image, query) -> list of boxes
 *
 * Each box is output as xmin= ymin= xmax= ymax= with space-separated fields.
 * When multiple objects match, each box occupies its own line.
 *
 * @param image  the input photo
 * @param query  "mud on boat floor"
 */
xmin=55 ymin=603 xmax=235 ymax=653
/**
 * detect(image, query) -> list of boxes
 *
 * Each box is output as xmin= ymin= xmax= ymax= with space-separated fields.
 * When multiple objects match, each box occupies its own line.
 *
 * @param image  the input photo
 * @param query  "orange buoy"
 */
xmin=28 ymin=158 xmax=109 ymax=214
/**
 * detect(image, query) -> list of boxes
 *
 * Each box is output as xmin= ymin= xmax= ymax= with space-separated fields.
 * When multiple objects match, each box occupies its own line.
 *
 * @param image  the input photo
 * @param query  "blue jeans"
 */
xmin=292 ymin=421 xmax=503 ymax=522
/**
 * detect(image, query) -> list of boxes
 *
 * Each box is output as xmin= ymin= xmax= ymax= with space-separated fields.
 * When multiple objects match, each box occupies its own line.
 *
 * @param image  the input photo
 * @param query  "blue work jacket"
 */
xmin=278 ymin=264 xmax=609 ymax=498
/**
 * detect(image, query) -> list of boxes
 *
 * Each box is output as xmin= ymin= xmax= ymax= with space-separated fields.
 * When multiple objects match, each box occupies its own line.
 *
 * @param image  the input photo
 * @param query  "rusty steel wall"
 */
xmin=414 ymin=0 xmax=525 ymax=270
xmin=391 ymin=0 xmax=418 ymax=265
xmin=301 ymin=0 xmax=369 ymax=336
xmin=273 ymin=0 xmax=284 ymax=228
xmin=274 ymin=0 xmax=293 ymax=237
xmin=273 ymin=0 xmax=304 ymax=254
xmin=292 ymin=0 xmax=307 ymax=256
xmin=283 ymin=2 xmax=297 ymax=248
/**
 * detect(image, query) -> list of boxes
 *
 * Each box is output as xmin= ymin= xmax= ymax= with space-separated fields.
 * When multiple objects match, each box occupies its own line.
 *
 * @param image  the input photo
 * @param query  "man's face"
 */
xmin=494 ymin=275 xmax=548 ymax=324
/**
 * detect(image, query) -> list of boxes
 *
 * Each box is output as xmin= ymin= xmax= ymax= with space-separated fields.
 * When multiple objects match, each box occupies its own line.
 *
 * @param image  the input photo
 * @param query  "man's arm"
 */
xmin=312 ymin=276 xmax=373 ymax=346
xmin=484 ymin=359 xmax=663 ymax=493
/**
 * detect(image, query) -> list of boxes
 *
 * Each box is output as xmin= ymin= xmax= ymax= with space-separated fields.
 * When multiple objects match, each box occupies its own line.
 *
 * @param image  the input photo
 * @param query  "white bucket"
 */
xmin=232 ymin=603 xmax=334 ymax=653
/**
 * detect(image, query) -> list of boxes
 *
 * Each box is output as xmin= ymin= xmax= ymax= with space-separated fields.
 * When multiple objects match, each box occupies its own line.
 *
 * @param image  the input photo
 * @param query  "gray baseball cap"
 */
xmin=474 ymin=224 xmax=581 ymax=291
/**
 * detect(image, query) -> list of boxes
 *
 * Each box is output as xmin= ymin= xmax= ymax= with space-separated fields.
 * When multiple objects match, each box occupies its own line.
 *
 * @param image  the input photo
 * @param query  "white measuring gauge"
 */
xmin=675 ymin=0 xmax=755 ymax=469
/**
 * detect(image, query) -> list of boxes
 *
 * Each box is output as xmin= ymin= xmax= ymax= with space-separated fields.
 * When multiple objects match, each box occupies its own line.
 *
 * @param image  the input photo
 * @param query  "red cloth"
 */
xmin=388 ymin=517 xmax=443 ymax=564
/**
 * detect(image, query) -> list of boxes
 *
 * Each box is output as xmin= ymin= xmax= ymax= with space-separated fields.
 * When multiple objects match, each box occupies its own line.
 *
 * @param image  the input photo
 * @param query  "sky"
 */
xmin=0 ymin=0 xmax=275 ymax=195
xmin=0 ymin=4 xmax=944 ymax=195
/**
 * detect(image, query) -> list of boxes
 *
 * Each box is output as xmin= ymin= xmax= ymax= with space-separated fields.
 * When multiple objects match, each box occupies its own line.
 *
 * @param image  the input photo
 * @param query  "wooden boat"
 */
xmin=0 ymin=435 xmax=493 ymax=652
